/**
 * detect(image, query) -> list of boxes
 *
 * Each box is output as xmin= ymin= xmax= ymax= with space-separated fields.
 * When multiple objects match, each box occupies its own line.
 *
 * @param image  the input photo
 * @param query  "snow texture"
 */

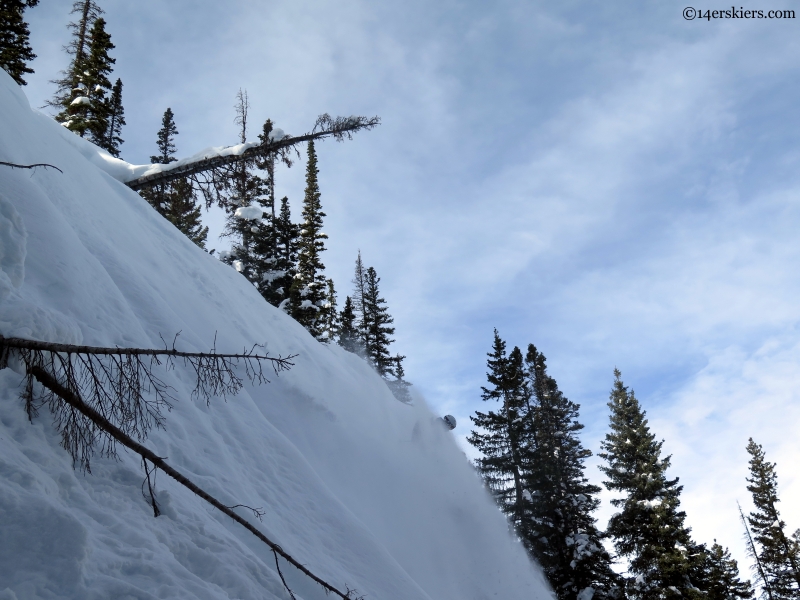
xmin=0 ymin=71 xmax=551 ymax=600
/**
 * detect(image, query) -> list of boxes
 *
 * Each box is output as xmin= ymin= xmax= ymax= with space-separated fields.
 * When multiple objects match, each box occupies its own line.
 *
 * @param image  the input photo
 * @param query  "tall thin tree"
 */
xmin=290 ymin=139 xmax=329 ymax=338
xmin=744 ymin=439 xmax=800 ymax=600
xmin=599 ymin=369 xmax=698 ymax=600
xmin=523 ymin=345 xmax=618 ymax=600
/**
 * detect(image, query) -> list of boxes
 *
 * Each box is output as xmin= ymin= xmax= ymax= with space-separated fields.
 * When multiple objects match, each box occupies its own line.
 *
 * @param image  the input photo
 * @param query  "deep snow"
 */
xmin=0 ymin=70 xmax=551 ymax=600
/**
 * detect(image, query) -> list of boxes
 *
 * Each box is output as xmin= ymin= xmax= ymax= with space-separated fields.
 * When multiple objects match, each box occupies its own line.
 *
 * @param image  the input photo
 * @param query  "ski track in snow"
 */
xmin=0 ymin=71 xmax=551 ymax=600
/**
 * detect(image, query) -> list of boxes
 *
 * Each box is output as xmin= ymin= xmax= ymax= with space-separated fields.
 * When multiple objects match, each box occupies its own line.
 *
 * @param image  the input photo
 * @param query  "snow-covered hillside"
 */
xmin=0 ymin=71 xmax=551 ymax=600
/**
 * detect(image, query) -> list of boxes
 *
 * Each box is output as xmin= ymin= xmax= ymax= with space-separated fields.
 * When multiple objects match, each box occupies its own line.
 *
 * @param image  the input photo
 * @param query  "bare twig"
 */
xmin=26 ymin=366 xmax=363 ymax=600
xmin=228 ymin=504 xmax=266 ymax=522
xmin=0 ymin=161 xmax=63 ymax=173
xmin=273 ymin=548 xmax=298 ymax=600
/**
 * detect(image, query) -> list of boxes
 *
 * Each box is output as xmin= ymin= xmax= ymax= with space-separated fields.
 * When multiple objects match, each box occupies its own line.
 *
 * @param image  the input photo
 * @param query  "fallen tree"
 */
xmin=125 ymin=113 xmax=380 ymax=208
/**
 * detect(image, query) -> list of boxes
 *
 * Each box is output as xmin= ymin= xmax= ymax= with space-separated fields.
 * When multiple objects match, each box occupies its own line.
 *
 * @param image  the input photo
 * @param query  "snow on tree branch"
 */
xmin=123 ymin=114 xmax=380 ymax=207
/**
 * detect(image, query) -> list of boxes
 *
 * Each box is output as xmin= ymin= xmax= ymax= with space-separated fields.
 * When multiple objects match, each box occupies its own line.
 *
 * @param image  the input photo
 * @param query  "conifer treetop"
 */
xmin=0 ymin=0 xmax=40 ymax=85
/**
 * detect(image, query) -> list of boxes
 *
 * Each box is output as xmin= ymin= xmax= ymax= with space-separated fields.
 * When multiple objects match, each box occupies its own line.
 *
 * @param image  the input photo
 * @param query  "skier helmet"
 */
xmin=442 ymin=415 xmax=456 ymax=430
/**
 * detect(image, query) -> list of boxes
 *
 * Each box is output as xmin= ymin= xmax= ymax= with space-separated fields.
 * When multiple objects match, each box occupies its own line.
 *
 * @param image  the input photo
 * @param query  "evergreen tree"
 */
xmin=338 ymin=296 xmax=363 ymax=354
xmin=745 ymin=439 xmax=800 ymax=600
xmin=141 ymin=108 xmax=207 ymax=249
xmin=164 ymin=178 xmax=208 ymax=248
xmin=262 ymin=196 xmax=298 ymax=311
xmin=141 ymin=108 xmax=178 ymax=215
xmin=352 ymin=250 xmax=368 ymax=342
xmin=0 ymin=0 xmax=39 ymax=86
xmin=224 ymin=91 xmax=270 ymax=284
xmin=101 ymin=77 xmax=124 ymax=156
xmin=361 ymin=266 xmax=395 ymax=374
xmin=523 ymin=345 xmax=618 ymax=600
xmin=151 ymin=107 xmax=178 ymax=164
xmin=386 ymin=353 xmax=412 ymax=403
xmin=696 ymin=542 xmax=753 ymax=600
xmin=468 ymin=331 xmax=529 ymax=530
xmin=319 ymin=278 xmax=339 ymax=342
xmin=290 ymin=139 xmax=329 ymax=338
xmin=56 ymin=15 xmax=115 ymax=141
xmin=49 ymin=0 xmax=102 ymax=114
xmin=599 ymin=369 xmax=699 ymax=600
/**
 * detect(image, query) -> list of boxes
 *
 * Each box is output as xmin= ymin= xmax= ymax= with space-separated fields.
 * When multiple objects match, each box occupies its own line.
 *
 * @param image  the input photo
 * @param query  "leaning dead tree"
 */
xmin=125 ymin=113 xmax=380 ymax=208
xmin=0 ymin=334 xmax=295 ymax=472
xmin=0 ymin=334 xmax=367 ymax=599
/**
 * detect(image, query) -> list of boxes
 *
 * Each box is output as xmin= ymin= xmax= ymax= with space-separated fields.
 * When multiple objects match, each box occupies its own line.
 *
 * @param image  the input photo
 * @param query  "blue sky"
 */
xmin=23 ymin=0 xmax=800 ymax=575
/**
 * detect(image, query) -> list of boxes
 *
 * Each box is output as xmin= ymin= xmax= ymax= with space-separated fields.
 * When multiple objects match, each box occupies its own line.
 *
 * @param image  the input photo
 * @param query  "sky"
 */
xmin=22 ymin=0 xmax=800 ymax=580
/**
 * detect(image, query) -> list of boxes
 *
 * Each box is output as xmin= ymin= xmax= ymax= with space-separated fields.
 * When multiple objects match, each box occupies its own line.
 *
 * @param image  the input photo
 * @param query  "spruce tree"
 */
xmin=252 ymin=119 xmax=283 ymax=306
xmin=352 ymin=250 xmax=368 ymax=342
xmin=319 ymin=278 xmax=339 ymax=342
xmin=599 ymin=369 xmax=698 ymax=600
xmin=697 ymin=542 xmax=753 ymax=600
xmin=338 ymin=296 xmax=362 ymax=354
xmin=49 ymin=0 xmax=102 ymax=114
xmin=262 ymin=196 xmax=298 ymax=310
xmin=386 ymin=354 xmax=412 ymax=403
xmin=290 ymin=139 xmax=329 ymax=338
xmin=102 ymin=77 xmax=124 ymax=157
xmin=745 ymin=439 xmax=800 ymax=599
xmin=224 ymin=92 xmax=270 ymax=284
xmin=468 ymin=331 xmax=529 ymax=530
xmin=141 ymin=108 xmax=178 ymax=215
xmin=0 ymin=0 xmax=39 ymax=86
xmin=56 ymin=15 xmax=115 ymax=141
xmin=141 ymin=109 xmax=208 ymax=249
xmin=164 ymin=178 xmax=208 ymax=248
xmin=361 ymin=266 xmax=395 ymax=374
xmin=152 ymin=107 xmax=178 ymax=164
xmin=523 ymin=345 xmax=618 ymax=600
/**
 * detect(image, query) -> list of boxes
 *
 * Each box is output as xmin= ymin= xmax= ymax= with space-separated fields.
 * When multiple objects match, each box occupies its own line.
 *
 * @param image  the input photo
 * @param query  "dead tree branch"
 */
xmin=0 ymin=334 xmax=295 ymax=472
xmin=124 ymin=114 xmax=380 ymax=208
xmin=26 ymin=365 xmax=363 ymax=600
xmin=0 ymin=161 xmax=63 ymax=173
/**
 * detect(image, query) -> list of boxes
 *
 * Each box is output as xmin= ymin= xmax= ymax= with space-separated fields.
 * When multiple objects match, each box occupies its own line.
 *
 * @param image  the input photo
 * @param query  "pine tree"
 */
xmin=55 ymin=15 xmax=116 ymax=141
xmin=252 ymin=119 xmax=282 ymax=305
xmin=386 ymin=353 xmax=412 ymax=403
xmin=599 ymin=369 xmax=698 ymax=600
xmin=101 ymin=77 xmax=124 ymax=157
xmin=164 ymin=178 xmax=208 ymax=248
xmin=224 ymin=91 xmax=270 ymax=283
xmin=337 ymin=296 xmax=363 ymax=354
xmin=352 ymin=250 xmax=368 ymax=342
xmin=361 ymin=266 xmax=395 ymax=374
xmin=262 ymin=196 xmax=297 ymax=310
xmin=290 ymin=139 xmax=329 ymax=338
xmin=49 ymin=0 xmax=102 ymax=114
xmin=696 ymin=542 xmax=753 ymax=600
xmin=319 ymin=278 xmax=339 ymax=342
xmin=523 ymin=345 xmax=618 ymax=600
xmin=468 ymin=331 xmax=529 ymax=531
xmin=745 ymin=439 xmax=800 ymax=600
xmin=141 ymin=108 xmax=178 ymax=215
xmin=0 ymin=0 xmax=39 ymax=86
xmin=152 ymin=107 xmax=178 ymax=164
xmin=141 ymin=109 xmax=207 ymax=249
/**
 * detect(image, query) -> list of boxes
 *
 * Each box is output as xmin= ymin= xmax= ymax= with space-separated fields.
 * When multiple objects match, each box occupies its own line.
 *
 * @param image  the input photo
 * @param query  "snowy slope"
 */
xmin=0 ymin=70 xmax=551 ymax=600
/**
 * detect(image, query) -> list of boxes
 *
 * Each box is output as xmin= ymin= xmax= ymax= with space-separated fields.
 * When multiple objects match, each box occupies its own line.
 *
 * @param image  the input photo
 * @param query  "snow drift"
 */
xmin=0 ymin=70 xmax=551 ymax=600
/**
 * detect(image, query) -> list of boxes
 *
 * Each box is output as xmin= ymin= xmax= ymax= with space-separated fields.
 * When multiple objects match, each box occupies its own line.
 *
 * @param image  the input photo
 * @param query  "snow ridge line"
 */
xmin=27 ymin=364 xmax=367 ymax=600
